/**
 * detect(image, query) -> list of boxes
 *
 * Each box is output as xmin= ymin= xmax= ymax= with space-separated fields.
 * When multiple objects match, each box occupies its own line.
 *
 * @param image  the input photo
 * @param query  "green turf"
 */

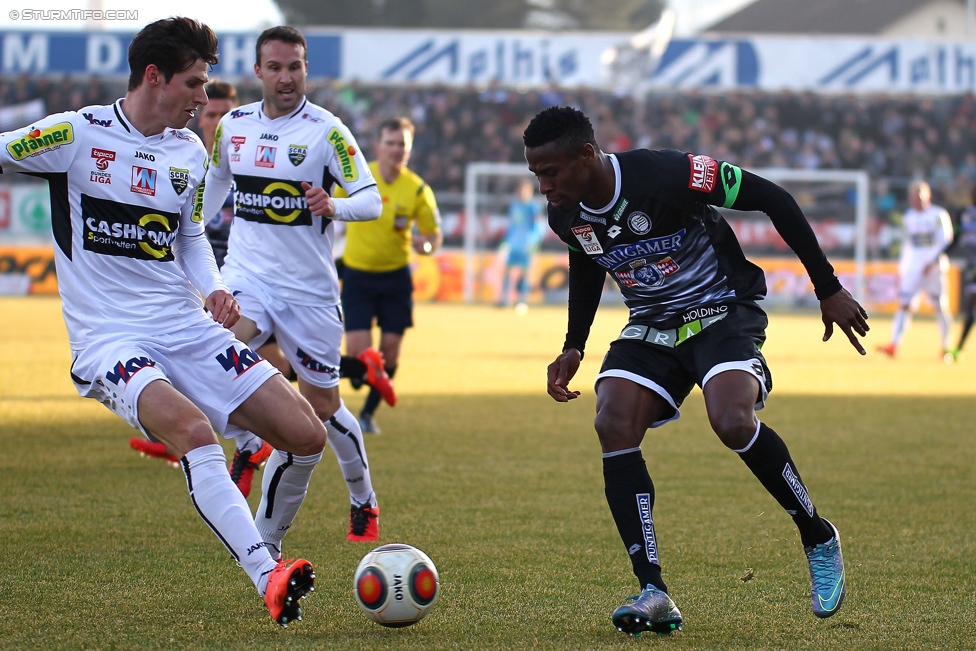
xmin=1 ymin=297 xmax=974 ymax=649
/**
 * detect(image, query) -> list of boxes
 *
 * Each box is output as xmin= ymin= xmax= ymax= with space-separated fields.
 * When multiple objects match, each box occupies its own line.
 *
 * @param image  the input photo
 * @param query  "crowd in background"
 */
xmin=4 ymin=72 xmax=976 ymax=215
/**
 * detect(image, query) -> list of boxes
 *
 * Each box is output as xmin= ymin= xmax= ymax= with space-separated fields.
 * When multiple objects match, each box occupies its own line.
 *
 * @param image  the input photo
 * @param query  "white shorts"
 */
xmin=223 ymin=269 xmax=343 ymax=389
xmin=69 ymin=310 xmax=279 ymax=436
xmin=898 ymin=255 xmax=947 ymax=303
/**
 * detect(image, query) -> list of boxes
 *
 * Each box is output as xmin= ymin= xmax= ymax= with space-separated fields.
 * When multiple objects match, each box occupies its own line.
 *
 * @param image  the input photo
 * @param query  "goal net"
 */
xmin=463 ymin=162 xmax=872 ymax=309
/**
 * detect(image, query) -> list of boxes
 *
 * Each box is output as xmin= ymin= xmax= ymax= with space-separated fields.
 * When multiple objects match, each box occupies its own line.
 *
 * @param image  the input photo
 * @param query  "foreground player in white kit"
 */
xmin=877 ymin=180 xmax=954 ymax=360
xmin=0 ymin=18 xmax=323 ymax=627
xmin=203 ymin=26 xmax=385 ymax=541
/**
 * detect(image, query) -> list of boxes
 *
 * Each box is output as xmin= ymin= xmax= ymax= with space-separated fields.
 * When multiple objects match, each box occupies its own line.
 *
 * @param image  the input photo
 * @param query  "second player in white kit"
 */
xmin=203 ymin=26 xmax=385 ymax=541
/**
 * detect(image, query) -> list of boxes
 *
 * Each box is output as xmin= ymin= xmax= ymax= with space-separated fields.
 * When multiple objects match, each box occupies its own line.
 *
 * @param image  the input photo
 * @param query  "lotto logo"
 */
xmin=130 ymin=166 xmax=157 ymax=196
xmin=687 ymin=154 xmax=717 ymax=192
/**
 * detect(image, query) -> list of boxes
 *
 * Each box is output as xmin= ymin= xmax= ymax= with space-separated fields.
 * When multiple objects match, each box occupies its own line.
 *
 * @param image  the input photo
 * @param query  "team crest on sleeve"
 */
xmin=687 ymin=154 xmax=717 ymax=192
xmin=571 ymin=224 xmax=604 ymax=254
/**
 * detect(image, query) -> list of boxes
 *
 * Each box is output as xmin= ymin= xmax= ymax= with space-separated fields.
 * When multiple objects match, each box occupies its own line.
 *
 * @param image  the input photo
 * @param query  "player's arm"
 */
xmin=411 ymin=182 xmax=442 ymax=255
xmin=0 ymin=112 xmax=80 ymax=175
xmin=310 ymin=123 xmax=382 ymax=222
xmin=707 ymin=160 xmax=869 ymax=354
xmin=930 ymin=208 xmax=955 ymax=264
xmin=549 ymin=244 xmax=606 ymax=402
xmin=201 ymin=117 xmax=234 ymax=223
xmin=179 ymin=162 xmax=239 ymax=327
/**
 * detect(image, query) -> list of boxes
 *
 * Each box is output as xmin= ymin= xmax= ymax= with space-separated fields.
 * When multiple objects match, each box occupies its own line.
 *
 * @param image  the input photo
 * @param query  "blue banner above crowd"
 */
xmin=2 ymin=29 xmax=976 ymax=93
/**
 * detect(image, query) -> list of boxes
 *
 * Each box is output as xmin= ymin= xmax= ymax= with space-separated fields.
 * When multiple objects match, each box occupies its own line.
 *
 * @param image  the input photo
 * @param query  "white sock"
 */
xmin=936 ymin=300 xmax=952 ymax=349
xmin=325 ymin=401 xmax=377 ymax=508
xmin=891 ymin=308 xmax=910 ymax=345
xmin=255 ymin=449 xmax=323 ymax=556
xmin=182 ymin=444 xmax=278 ymax=595
xmin=226 ymin=424 xmax=264 ymax=454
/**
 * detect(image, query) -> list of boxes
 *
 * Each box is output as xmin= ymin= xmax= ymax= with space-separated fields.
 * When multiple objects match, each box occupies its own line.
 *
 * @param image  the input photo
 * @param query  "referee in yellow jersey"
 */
xmin=337 ymin=117 xmax=442 ymax=434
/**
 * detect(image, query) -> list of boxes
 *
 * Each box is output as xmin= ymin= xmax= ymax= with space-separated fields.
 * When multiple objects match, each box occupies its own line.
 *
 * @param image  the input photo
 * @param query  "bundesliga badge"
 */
xmin=571 ymin=224 xmax=604 ymax=254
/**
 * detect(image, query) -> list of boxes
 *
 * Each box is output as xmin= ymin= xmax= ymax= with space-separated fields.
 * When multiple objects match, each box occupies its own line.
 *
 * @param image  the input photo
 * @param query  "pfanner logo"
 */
xmin=327 ymin=127 xmax=358 ymax=182
xmin=636 ymin=493 xmax=659 ymax=564
xmin=6 ymin=122 xmax=74 ymax=160
xmin=105 ymin=356 xmax=156 ymax=386
xmin=216 ymin=345 xmax=262 ymax=377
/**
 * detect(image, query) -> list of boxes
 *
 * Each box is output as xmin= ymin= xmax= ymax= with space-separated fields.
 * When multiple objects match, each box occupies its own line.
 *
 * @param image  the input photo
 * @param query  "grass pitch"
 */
xmin=1 ymin=297 xmax=974 ymax=650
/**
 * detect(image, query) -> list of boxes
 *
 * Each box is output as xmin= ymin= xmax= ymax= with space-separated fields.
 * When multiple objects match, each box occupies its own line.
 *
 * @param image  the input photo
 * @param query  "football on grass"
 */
xmin=354 ymin=543 xmax=440 ymax=627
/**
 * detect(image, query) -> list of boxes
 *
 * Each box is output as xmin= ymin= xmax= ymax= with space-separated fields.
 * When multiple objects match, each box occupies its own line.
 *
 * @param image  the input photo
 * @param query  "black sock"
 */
xmin=339 ymin=356 xmax=367 ymax=389
xmin=737 ymin=422 xmax=831 ymax=547
xmin=603 ymin=450 xmax=667 ymax=593
xmin=361 ymin=365 xmax=396 ymax=417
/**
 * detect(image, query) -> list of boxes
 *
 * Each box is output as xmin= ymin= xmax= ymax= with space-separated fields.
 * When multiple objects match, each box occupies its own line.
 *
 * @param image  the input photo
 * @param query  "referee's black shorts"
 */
xmin=341 ymin=265 xmax=414 ymax=335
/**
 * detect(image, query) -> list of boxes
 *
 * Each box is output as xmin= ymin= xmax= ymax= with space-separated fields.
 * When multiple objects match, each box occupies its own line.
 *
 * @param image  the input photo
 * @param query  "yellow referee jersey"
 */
xmin=336 ymin=161 xmax=440 ymax=272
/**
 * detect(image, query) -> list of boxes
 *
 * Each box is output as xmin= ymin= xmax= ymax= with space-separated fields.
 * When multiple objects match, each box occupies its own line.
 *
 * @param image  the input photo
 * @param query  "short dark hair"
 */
xmin=256 ymin=26 xmax=307 ymax=66
xmin=205 ymin=81 xmax=237 ymax=103
xmin=127 ymin=17 xmax=218 ymax=91
xmin=523 ymin=106 xmax=597 ymax=153
xmin=379 ymin=117 xmax=415 ymax=138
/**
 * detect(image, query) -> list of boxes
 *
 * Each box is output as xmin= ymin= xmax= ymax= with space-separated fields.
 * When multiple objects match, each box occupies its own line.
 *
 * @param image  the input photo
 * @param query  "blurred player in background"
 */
xmin=0 ymin=17 xmax=320 ymax=626
xmin=877 ymin=180 xmax=954 ymax=360
xmin=526 ymin=107 xmax=865 ymax=636
xmin=204 ymin=26 xmax=386 ymax=541
xmin=947 ymin=184 xmax=976 ymax=360
xmin=497 ymin=177 xmax=545 ymax=313
xmin=336 ymin=117 xmax=442 ymax=435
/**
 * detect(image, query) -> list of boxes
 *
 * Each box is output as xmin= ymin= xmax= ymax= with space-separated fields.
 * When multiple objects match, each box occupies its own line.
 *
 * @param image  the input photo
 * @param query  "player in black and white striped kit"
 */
xmin=524 ymin=107 xmax=868 ymax=635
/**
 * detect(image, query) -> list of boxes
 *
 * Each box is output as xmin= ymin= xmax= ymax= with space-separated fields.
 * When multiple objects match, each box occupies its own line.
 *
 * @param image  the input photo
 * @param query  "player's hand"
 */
xmin=206 ymin=289 xmax=241 ymax=329
xmin=412 ymin=234 xmax=434 ymax=255
xmin=547 ymin=348 xmax=582 ymax=402
xmin=301 ymin=181 xmax=336 ymax=217
xmin=820 ymin=288 xmax=870 ymax=355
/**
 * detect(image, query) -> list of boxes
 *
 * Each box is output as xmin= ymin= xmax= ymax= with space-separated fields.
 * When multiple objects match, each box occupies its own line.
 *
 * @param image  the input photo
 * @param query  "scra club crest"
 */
xmin=288 ymin=144 xmax=308 ymax=166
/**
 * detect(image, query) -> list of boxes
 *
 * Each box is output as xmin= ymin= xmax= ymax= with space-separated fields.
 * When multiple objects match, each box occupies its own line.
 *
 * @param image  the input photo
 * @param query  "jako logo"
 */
xmin=216 ymin=345 xmax=262 ymax=376
xmin=105 ymin=356 xmax=156 ymax=385
xmin=259 ymin=133 xmax=278 ymax=141
xmin=82 ymin=113 xmax=112 ymax=127
xmin=135 ymin=151 xmax=155 ymax=162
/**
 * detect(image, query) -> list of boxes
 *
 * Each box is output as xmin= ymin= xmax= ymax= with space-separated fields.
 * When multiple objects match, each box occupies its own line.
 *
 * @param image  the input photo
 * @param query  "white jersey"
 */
xmin=900 ymin=204 xmax=952 ymax=268
xmin=204 ymin=98 xmax=377 ymax=306
xmin=0 ymin=101 xmax=215 ymax=350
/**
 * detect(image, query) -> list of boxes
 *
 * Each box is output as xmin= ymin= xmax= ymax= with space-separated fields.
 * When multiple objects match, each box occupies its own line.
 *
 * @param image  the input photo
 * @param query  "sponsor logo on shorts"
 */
xmin=782 ymin=463 xmax=815 ymax=517
xmin=105 ymin=356 xmax=156 ymax=386
xmin=6 ymin=122 xmax=74 ymax=160
xmin=688 ymin=154 xmax=717 ymax=192
xmin=682 ymin=305 xmax=728 ymax=323
xmin=628 ymin=211 xmax=652 ymax=234
xmin=297 ymin=347 xmax=339 ymax=379
xmin=637 ymin=493 xmax=659 ymax=564
xmin=216 ymin=345 xmax=263 ymax=377
xmin=571 ymin=224 xmax=603 ymax=254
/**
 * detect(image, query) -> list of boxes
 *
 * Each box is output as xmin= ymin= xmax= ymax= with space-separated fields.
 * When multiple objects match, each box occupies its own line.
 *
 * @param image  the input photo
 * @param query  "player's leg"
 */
xmin=594 ymin=338 xmax=691 ymax=636
xmin=699 ymin=312 xmax=844 ymax=618
xmin=927 ymin=262 xmax=953 ymax=355
xmin=881 ymin=265 xmax=922 ymax=356
xmin=341 ymin=267 xmax=395 ymax=402
xmin=358 ymin=268 xmax=413 ymax=433
xmin=137 ymin=379 xmax=283 ymax=598
xmin=953 ymin=281 xmax=976 ymax=355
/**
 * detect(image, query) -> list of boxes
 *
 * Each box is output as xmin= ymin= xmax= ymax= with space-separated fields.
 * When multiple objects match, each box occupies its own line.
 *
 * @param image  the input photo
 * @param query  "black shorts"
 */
xmin=596 ymin=302 xmax=773 ymax=428
xmin=341 ymin=266 xmax=414 ymax=334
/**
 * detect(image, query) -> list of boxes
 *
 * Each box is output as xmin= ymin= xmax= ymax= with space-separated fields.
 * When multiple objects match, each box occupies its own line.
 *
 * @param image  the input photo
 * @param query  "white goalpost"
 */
xmin=462 ymin=161 xmax=870 ymax=305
